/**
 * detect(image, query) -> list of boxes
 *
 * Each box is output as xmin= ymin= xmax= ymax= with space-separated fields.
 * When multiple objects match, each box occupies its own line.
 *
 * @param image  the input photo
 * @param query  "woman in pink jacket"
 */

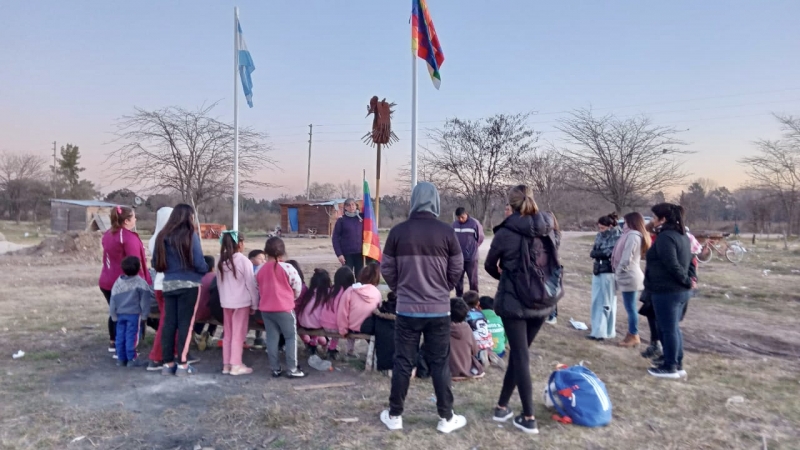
xmin=337 ymin=263 xmax=383 ymax=336
xmin=319 ymin=266 xmax=356 ymax=360
xmin=217 ymin=231 xmax=259 ymax=376
xmin=99 ymin=206 xmax=152 ymax=354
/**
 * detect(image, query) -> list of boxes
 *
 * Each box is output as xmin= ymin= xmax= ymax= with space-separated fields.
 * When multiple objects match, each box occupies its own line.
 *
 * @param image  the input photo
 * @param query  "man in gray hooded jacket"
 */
xmin=379 ymin=182 xmax=467 ymax=434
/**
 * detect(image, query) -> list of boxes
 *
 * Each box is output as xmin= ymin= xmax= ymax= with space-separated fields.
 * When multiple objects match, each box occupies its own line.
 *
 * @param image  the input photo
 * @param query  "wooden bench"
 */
xmin=147 ymin=312 xmax=378 ymax=371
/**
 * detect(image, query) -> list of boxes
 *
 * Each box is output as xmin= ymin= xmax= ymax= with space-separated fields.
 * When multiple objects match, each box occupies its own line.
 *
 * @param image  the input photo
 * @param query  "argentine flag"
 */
xmin=237 ymin=17 xmax=255 ymax=108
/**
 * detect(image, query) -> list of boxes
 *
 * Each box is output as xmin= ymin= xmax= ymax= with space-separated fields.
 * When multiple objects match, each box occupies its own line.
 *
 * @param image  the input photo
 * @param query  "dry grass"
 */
xmin=0 ymin=227 xmax=799 ymax=449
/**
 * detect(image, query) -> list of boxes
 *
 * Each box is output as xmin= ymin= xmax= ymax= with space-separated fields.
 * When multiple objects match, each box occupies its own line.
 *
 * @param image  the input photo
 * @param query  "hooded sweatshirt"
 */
xmin=612 ymin=228 xmax=645 ymax=292
xmin=148 ymin=207 xmax=173 ymax=291
xmin=381 ymin=182 xmax=464 ymax=316
xmin=337 ymin=283 xmax=382 ymax=335
xmin=218 ymin=252 xmax=259 ymax=310
xmin=450 ymin=321 xmax=484 ymax=378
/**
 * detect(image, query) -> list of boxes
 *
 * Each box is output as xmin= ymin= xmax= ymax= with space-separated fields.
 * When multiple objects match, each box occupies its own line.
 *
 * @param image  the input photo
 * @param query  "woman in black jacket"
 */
xmin=644 ymin=203 xmax=695 ymax=379
xmin=484 ymin=185 xmax=562 ymax=435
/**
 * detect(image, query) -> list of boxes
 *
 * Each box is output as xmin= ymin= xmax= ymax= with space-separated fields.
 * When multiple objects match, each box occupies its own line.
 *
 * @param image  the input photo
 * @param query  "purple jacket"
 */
xmin=452 ymin=216 xmax=485 ymax=261
xmin=332 ymin=214 xmax=362 ymax=257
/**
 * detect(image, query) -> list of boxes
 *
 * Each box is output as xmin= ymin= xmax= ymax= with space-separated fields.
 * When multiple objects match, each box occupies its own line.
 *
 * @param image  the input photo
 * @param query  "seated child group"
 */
xmin=109 ymin=234 xmax=507 ymax=380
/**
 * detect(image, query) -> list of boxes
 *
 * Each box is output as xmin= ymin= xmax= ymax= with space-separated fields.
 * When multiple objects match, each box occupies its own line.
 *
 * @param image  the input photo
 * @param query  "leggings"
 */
xmin=100 ymin=288 xmax=115 ymax=342
xmin=497 ymin=316 xmax=546 ymax=417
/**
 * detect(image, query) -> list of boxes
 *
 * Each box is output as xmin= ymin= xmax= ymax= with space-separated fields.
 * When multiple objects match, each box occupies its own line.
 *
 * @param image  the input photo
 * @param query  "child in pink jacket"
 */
xmin=337 ymin=263 xmax=383 ymax=336
xmin=217 ymin=232 xmax=259 ymax=376
xmin=319 ymin=266 xmax=355 ymax=360
xmin=296 ymin=268 xmax=331 ymax=354
xmin=256 ymin=237 xmax=305 ymax=378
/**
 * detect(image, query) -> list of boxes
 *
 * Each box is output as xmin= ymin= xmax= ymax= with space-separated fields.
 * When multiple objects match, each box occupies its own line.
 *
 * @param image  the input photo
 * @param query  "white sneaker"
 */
xmin=677 ymin=369 xmax=688 ymax=378
xmin=380 ymin=410 xmax=402 ymax=431
xmin=437 ymin=412 xmax=467 ymax=433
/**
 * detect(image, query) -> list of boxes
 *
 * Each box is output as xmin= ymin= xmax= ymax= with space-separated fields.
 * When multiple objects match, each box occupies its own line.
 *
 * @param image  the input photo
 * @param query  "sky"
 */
xmin=1 ymin=0 xmax=799 ymax=200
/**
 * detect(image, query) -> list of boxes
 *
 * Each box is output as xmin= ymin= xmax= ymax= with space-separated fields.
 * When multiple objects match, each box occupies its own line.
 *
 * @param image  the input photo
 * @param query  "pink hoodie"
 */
xmin=296 ymin=287 xmax=324 ymax=329
xmin=337 ymin=283 xmax=382 ymax=336
xmin=319 ymin=290 xmax=346 ymax=331
xmin=218 ymin=253 xmax=259 ymax=310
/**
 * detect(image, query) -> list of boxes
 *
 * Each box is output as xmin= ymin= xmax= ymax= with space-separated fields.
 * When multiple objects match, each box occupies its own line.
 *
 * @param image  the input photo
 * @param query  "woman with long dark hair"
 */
xmin=644 ymin=203 xmax=695 ymax=379
xmin=484 ymin=185 xmax=562 ymax=434
xmin=587 ymin=213 xmax=622 ymax=341
xmin=99 ymin=205 xmax=151 ymax=355
xmin=153 ymin=204 xmax=209 ymax=376
xmin=612 ymin=212 xmax=651 ymax=347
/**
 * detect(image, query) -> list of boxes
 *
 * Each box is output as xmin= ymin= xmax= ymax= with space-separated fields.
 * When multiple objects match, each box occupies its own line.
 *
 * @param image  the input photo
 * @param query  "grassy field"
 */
xmin=0 ymin=225 xmax=798 ymax=449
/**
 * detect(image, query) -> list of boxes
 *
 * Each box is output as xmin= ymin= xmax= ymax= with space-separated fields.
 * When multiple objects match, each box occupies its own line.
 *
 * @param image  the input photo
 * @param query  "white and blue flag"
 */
xmin=237 ymin=18 xmax=255 ymax=108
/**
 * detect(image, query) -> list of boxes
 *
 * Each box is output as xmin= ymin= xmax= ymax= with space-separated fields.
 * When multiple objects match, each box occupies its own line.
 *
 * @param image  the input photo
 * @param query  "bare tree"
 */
xmin=107 ymin=103 xmax=276 ymax=209
xmin=0 ymin=151 xmax=49 ymax=223
xmin=557 ymin=109 xmax=688 ymax=214
xmin=337 ymin=180 xmax=360 ymax=199
xmin=513 ymin=146 xmax=571 ymax=212
xmin=740 ymin=114 xmax=800 ymax=235
xmin=307 ymin=182 xmax=337 ymax=200
xmin=394 ymin=157 xmax=439 ymax=201
xmin=423 ymin=113 xmax=539 ymax=224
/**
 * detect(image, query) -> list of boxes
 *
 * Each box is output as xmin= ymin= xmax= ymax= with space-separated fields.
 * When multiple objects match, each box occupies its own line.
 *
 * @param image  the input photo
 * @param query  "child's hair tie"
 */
xmin=116 ymin=205 xmax=122 ymax=214
xmin=220 ymin=230 xmax=239 ymax=245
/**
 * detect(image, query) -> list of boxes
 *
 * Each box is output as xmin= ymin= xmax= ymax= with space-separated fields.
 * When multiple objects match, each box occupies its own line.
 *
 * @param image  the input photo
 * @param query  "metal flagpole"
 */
xmin=410 ymin=53 xmax=418 ymax=189
xmin=232 ymin=6 xmax=240 ymax=231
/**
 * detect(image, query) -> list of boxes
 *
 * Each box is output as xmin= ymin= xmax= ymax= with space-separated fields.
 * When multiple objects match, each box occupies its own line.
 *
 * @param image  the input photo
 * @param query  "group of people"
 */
xmin=98 ymin=180 xmax=697 ymax=436
xmin=588 ymin=206 xmax=699 ymax=379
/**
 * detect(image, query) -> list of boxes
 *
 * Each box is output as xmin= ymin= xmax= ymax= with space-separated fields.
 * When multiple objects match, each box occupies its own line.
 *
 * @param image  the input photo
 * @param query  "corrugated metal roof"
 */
xmin=51 ymin=199 xmax=122 ymax=208
xmin=279 ymin=198 xmax=350 ymax=206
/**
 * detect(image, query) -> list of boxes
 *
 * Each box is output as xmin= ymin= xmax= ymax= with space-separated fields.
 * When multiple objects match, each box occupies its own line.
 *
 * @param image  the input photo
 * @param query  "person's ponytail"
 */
xmin=109 ymin=205 xmax=134 ymax=233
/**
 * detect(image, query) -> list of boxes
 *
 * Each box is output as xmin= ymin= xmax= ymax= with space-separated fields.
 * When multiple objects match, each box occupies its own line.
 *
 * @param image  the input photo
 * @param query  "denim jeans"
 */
xmin=590 ymin=273 xmax=616 ymax=339
xmin=621 ymin=291 xmax=639 ymax=335
xmin=652 ymin=291 xmax=691 ymax=370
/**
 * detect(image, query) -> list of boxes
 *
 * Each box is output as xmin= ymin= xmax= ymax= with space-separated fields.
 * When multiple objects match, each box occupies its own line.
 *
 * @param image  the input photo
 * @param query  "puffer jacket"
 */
xmin=484 ymin=211 xmax=561 ymax=319
xmin=591 ymin=227 xmax=622 ymax=275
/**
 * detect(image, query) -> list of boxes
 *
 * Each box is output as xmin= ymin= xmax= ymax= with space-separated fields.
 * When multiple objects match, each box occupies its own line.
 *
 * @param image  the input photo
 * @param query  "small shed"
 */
xmin=279 ymin=198 xmax=363 ymax=236
xmin=50 ymin=199 xmax=122 ymax=233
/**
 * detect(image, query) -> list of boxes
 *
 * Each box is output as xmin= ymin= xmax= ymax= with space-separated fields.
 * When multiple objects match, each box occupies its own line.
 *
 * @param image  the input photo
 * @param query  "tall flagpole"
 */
xmin=232 ymin=6 xmax=240 ymax=231
xmin=410 ymin=53 xmax=418 ymax=189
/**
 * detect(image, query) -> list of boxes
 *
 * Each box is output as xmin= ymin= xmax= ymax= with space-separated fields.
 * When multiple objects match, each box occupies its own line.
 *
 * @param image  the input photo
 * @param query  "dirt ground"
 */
xmin=1 ymin=228 xmax=799 ymax=450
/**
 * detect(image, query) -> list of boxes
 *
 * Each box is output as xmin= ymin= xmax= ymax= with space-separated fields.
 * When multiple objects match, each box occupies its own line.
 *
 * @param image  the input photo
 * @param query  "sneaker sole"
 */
xmin=493 ymin=412 xmax=514 ymax=422
xmin=437 ymin=420 xmax=467 ymax=434
xmin=513 ymin=420 xmax=539 ymax=434
xmin=648 ymin=370 xmax=681 ymax=379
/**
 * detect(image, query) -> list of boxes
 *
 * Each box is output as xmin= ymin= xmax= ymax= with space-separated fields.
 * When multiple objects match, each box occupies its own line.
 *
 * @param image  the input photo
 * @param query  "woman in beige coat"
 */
xmin=611 ymin=212 xmax=651 ymax=347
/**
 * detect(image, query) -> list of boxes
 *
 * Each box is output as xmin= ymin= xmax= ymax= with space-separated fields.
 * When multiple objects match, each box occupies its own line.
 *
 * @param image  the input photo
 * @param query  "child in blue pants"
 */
xmin=110 ymin=256 xmax=155 ymax=367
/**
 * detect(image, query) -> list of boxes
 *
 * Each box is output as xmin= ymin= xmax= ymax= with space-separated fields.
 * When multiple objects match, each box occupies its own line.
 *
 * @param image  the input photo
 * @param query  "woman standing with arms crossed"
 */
xmin=484 ymin=185 xmax=562 ymax=435
xmin=152 ymin=204 xmax=208 ymax=376
xmin=99 ymin=206 xmax=151 ymax=355
xmin=587 ymin=213 xmax=621 ymax=341
xmin=644 ymin=203 xmax=695 ymax=379
xmin=612 ymin=212 xmax=651 ymax=347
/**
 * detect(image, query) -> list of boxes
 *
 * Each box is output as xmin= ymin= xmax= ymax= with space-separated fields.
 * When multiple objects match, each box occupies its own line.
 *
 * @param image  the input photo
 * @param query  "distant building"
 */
xmin=50 ymin=199 xmax=122 ymax=233
xmin=279 ymin=198 xmax=363 ymax=236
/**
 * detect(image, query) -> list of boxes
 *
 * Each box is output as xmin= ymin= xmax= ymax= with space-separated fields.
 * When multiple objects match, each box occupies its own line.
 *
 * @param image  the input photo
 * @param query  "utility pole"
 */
xmin=52 ymin=141 xmax=57 ymax=198
xmin=306 ymin=124 xmax=313 ymax=200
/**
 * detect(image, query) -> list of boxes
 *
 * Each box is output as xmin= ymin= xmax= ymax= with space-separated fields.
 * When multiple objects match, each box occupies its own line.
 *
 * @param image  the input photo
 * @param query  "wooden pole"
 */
xmin=375 ymin=143 xmax=381 ymax=229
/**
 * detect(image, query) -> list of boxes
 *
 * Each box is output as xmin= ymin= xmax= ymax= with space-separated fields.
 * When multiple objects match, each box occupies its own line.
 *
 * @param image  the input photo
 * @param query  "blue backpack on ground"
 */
xmin=546 ymin=365 xmax=612 ymax=427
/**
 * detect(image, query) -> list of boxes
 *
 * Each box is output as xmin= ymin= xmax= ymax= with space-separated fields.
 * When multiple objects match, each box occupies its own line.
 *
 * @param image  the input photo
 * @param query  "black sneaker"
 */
xmin=287 ymin=367 xmax=306 ymax=378
xmin=513 ymin=415 xmax=539 ymax=434
xmin=327 ymin=349 xmax=339 ymax=360
xmin=116 ymin=360 xmax=127 ymax=367
xmin=253 ymin=338 xmax=267 ymax=349
xmin=306 ymin=344 xmax=317 ymax=356
xmin=271 ymin=368 xmax=283 ymax=378
xmin=647 ymin=366 xmax=680 ymax=379
xmin=585 ymin=335 xmax=604 ymax=341
xmin=146 ymin=360 xmax=163 ymax=371
xmin=641 ymin=343 xmax=663 ymax=359
xmin=493 ymin=407 xmax=514 ymax=422
xmin=128 ymin=358 xmax=146 ymax=368
xmin=651 ymin=357 xmax=665 ymax=367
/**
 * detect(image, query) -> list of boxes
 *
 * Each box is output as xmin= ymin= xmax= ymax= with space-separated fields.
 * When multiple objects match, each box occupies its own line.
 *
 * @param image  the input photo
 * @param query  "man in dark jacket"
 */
xmin=452 ymin=207 xmax=485 ymax=297
xmin=332 ymin=198 xmax=364 ymax=277
xmin=379 ymin=182 xmax=467 ymax=434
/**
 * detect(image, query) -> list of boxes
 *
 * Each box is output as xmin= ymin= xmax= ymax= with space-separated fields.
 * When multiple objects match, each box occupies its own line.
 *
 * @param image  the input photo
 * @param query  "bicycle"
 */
xmin=696 ymin=233 xmax=746 ymax=264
